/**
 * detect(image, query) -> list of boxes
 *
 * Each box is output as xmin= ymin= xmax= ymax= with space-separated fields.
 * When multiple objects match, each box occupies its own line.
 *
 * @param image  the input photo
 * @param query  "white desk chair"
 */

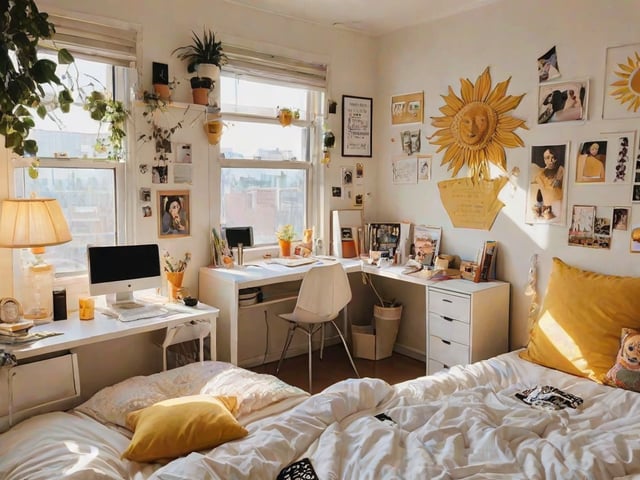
xmin=276 ymin=262 xmax=359 ymax=392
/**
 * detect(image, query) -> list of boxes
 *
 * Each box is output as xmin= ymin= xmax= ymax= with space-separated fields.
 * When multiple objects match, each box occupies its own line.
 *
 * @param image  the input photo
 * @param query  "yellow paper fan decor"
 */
xmin=429 ymin=67 xmax=527 ymax=183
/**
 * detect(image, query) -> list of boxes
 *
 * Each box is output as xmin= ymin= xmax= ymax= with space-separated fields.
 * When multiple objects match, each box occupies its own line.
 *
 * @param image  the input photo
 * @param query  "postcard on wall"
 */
xmin=575 ymin=140 xmax=607 ymax=184
xmin=525 ymin=144 xmax=568 ymax=226
xmin=538 ymin=79 xmax=588 ymax=124
xmin=355 ymin=162 xmax=364 ymax=184
xmin=392 ymin=155 xmax=417 ymax=184
xmin=158 ymin=190 xmax=190 ymax=238
xmin=417 ymin=155 xmax=432 ymax=182
xmin=176 ymin=143 xmax=192 ymax=163
xmin=173 ymin=164 xmax=192 ymax=184
xmin=341 ymin=166 xmax=354 ymax=186
xmin=568 ymin=205 xmax=611 ymax=249
xmin=613 ymin=207 xmax=630 ymax=231
xmin=631 ymin=224 xmax=640 ymax=253
xmin=538 ymin=46 xmax=561 ymax=83
xmin=606 ymin=131 xmax=635 ymax=184
xmin=603 ymin=43 xmax=640 ymax=119
xmin=342 ymin=95 xmax=372 ymax=157
xmin=400 ymin=128 xmax=421 ymax=155
xmin=391 ymin=92 xmax=424 ymax=125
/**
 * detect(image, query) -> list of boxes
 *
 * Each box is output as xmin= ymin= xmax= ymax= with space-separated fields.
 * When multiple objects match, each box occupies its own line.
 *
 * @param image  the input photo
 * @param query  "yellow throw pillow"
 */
xmin=520 ymin=258 xmax=640 ymax=383
xmin=122 ymin=394 xmax=248 ymax=463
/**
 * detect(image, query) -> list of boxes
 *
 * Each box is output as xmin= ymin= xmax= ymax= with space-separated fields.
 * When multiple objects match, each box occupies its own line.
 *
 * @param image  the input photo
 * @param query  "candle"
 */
xmin=79 ymin=297 xmax=95 ymax=320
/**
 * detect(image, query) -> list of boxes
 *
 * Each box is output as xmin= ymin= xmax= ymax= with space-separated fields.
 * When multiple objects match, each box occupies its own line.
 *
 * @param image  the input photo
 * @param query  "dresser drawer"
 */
xmin=429 ymin=313 xmax=470 ymax=345
xmin=428 ymin=290 xmax=470 ymax=323
xmin=427 ymin=358 xmax=449 ymax=375
xmin=429 ymin=335 xmax=469 ymax=368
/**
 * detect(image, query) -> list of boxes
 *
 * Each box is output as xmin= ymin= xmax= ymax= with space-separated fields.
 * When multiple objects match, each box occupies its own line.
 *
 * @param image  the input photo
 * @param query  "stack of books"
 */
xmin=0 ymin=320 xmax=34 ymax=343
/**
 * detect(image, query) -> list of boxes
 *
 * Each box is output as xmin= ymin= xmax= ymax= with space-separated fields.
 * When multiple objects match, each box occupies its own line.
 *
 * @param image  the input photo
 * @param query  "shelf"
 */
xmin=238 ymin=294 xmax=298 ymax=310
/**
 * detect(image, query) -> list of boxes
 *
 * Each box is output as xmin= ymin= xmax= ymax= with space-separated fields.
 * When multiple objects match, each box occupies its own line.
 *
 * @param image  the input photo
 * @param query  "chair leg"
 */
xmin=276 ymin=323 xmax=297 ymax=374
xmin=307 ymin=329 xmax=313 ymax=392
xmin=320 ymin=323 xmax=325 ymax=360
xmin=330 ymin=320 xmax=360 ymax=378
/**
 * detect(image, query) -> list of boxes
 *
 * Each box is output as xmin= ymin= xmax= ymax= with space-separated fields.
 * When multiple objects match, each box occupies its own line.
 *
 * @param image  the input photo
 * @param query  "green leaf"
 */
xmin=36 ymin=104 xmax=47 ymax=119
xmin=57 ymin=48 xmax=74 ymax=65
xmin=24 ymin=140 xmax=38 ymax=156
xmin=31 ymin=59 xmax=60 ymax=84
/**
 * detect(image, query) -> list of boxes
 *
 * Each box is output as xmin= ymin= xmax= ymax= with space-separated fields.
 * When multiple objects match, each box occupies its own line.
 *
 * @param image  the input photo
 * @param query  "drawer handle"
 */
xmin=443 ymin=364 xmax=450 ymax=369
xmin=443 ymin=316 xmax=454 ymax=322
xmin=442 ymin=299 xmax=453 ymax=303
xmin=441 ymin=339 xmax=451 ymax=345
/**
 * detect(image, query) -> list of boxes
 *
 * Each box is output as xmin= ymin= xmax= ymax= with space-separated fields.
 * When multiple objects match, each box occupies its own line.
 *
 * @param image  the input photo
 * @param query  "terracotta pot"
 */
xmin=153 ymin=83 xmax=171 ymax=101
xmin=278 ymin=239 xmax=292 ymax=257
xmin=192 ymin=87 xmax=209 ymax=105
xmin=166 ymin=271 xmax=185 ymax=302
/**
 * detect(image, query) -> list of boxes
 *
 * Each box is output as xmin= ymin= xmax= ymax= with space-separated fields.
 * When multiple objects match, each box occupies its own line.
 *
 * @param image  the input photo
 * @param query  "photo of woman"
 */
xmin=576 ymin=141 xmax=607 ymax=183
xmin=525 ymin=144 xmax=568 ymax=225
xmin=158 ymin=190 xmax=190 ymax=237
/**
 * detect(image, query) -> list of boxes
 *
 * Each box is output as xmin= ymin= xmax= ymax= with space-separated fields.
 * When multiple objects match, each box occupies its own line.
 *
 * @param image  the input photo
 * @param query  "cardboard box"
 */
xmin=352 ymin=321 xmax=398 ymax=360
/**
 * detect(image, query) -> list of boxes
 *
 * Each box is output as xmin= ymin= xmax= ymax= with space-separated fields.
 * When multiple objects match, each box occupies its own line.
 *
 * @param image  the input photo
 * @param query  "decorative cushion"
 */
xmin=605 ymin=328 xmax=640 ymax=392
xmin=519 ymin=258 xmax=640 ymax=383
xmin=122 ymin=395 xmax=248 ymax=463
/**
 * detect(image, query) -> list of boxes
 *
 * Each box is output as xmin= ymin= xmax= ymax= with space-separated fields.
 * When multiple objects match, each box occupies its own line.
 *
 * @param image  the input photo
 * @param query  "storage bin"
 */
xmin=351 ymin=304 xmax=402 ymax=360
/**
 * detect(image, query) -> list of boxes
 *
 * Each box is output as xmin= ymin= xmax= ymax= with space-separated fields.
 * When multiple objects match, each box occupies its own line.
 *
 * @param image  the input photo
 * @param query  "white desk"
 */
xmin=200 ymin=258 xmax=509 ymax=368
xmin=5 ymin=294 xmax=219 ymax=362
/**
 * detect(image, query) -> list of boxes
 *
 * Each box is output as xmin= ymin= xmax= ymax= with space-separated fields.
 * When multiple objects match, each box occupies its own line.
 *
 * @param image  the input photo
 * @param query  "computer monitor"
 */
xmin=223 ymin=226 xmax=254 ymax=248
xmin=87 ymin=243 xmax=162 ymax=306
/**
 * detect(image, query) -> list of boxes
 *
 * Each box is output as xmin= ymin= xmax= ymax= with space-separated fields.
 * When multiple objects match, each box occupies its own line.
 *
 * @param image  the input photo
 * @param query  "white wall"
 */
xmin=373 ymin=0 xmax=640 ymax=348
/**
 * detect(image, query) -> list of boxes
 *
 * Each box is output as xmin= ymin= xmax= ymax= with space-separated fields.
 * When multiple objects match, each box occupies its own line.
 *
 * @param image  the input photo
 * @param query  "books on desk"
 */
xmin=0 ymin=320 xmax=34 ymax=334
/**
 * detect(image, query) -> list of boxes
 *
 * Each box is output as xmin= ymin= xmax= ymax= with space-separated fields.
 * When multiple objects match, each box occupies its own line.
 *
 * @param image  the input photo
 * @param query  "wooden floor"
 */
xmin=250 ymin=344 xmax=426 ymax=393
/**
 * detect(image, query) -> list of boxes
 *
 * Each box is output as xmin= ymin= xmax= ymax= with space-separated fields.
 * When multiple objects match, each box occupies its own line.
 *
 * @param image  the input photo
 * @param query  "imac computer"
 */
xmin=87 ymin=243 xmax=162 ymax=307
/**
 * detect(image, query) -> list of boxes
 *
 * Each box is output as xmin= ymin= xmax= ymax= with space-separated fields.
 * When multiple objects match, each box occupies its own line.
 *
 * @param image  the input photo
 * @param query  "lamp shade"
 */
xmin=0 ymin=198 xmax=72 ymax=248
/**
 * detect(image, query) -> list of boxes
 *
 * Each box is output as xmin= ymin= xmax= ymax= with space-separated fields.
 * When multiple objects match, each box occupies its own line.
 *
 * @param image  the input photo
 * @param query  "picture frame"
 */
xmin=631 ymin=224 xmax=640 ymax=253
xmin=412 ymin=225 xmax=441 ymax=267
xmin=537 ymin=79 xmax=588 ymax=124
xmin=568 ymin=205 xmax=596 ymax=247
xmin=603 ymin=43 xmax=640 ymax=119
xmin=391 ymin=91 xmax=424 ymax=125
xmin=525 ymin=143 xmax=569 ymax=226
xmin=158 ymin=190 xmax=190 ymax=238
xmin=342 ymin=95 xmax=372 ymax=157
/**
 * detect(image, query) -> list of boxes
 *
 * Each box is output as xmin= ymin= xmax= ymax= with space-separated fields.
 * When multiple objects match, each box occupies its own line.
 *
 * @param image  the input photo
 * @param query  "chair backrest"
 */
xmin=294 ymin=262 xmax=352 ymax=321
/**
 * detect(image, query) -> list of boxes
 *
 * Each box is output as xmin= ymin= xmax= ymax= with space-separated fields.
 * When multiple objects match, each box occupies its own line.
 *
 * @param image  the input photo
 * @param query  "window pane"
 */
xmin=14 ymin=167 xmax=117 ymax=275
xmin=221 ymin=76 xmax=307 ymax=117
xmin=221 ymin=168 xmax=306 ymax=244
xmin=220 ymin=121 xmax=308 ymax=161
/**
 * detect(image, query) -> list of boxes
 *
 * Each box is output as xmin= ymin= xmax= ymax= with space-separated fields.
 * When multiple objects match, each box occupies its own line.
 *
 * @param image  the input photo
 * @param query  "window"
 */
xmin=219 ymin=61 xmax=326 ymax=245
xmin=11 ymin=13 xmax=137 ymax=276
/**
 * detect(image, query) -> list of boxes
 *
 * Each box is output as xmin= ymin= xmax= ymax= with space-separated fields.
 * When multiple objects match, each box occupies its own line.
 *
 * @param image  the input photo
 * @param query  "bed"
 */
xmin=2 ymin=257 xmax=640 ymax=479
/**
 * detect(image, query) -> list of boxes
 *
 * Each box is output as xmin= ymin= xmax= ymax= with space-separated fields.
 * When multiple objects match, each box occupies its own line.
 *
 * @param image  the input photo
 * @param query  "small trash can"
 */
xmin=351 ymin=304 xmax=402 ymax=360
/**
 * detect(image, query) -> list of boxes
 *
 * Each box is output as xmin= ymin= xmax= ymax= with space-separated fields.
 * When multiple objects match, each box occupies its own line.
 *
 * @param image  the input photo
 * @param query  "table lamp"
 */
xmin=0 ymin=198 xmax=72 ymax=323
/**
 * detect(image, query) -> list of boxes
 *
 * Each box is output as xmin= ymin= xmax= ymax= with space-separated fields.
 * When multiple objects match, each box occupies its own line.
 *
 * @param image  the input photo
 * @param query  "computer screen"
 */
xmin=223 ymin=226 xmax=254 ymax=248
xmin=87 ymin=243 xmax=162 ymax=305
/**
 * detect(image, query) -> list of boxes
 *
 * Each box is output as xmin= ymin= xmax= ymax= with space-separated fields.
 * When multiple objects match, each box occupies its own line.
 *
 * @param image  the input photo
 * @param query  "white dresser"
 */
xmin=427 ymin=279 xmax=510 ymax=375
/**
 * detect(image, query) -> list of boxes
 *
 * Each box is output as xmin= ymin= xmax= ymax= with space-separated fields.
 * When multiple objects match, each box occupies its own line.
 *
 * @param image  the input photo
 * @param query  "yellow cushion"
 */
xmin=520 ymin=258 xmax=640 ymax=383
xmin=122 ymin=394 xmax=248 ymax=463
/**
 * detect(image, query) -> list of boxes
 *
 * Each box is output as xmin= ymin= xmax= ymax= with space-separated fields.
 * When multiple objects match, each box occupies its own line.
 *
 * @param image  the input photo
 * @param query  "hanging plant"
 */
xmin=83 ymin=91 xmax=128 ymax=161
xmin=137 ymin=91 xmax=187 ymax=149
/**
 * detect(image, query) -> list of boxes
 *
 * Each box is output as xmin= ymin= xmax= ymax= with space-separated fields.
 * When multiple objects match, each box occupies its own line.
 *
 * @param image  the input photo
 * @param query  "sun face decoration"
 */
xmin=610 ymin=51 xmax=640 ymax=112
xmin=430 ymin=67 xmax=527 ymax=182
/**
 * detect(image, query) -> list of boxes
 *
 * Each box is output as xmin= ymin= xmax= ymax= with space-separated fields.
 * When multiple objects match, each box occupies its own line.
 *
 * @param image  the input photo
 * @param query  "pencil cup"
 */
xmin=79 ymin=297 xmax=95 ymax=320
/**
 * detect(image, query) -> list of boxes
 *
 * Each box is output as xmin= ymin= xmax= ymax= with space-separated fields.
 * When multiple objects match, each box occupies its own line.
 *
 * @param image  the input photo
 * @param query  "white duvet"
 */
xmin=152 ymin=352 xmax=640 ymax=480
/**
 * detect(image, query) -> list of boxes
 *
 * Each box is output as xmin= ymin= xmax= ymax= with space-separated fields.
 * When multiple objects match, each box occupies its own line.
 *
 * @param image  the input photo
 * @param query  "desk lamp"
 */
xmin=0 ymin=198 xmax=72 ymax=323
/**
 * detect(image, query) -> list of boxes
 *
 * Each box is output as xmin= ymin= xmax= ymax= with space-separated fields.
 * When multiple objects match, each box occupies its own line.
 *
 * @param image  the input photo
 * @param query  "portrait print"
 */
xmin=525 ymin=144 xmax=568 ymax=225
xmin=158 ymin=190 xmax=190 ymax=238
xmin=538 ymin=80 xmax=588 ymax=124
xmin=576 ymin=140 xmax=607 ymax=183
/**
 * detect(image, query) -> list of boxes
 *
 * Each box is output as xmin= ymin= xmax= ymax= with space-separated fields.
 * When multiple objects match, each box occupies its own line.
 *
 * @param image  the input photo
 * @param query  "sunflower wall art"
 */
xmin=429 ymin=67 xmax=527 ymax=229
xmin=603 ymin=43 xmax=640 ymax=119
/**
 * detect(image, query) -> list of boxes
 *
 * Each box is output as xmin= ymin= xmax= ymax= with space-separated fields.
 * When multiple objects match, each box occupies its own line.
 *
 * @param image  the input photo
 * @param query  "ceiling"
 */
xmin=223 ymin=0 xmax=499 ymax=36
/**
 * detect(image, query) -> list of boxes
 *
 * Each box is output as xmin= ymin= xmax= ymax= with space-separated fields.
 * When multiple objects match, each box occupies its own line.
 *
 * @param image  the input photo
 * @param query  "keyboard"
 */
xmin=112 ymin=305 xmax=168 ymax=322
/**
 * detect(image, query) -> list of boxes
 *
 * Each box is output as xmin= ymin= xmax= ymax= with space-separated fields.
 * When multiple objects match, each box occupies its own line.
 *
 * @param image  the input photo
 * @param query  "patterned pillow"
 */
xmin=605 ymin=328 xmax=640 ymax=392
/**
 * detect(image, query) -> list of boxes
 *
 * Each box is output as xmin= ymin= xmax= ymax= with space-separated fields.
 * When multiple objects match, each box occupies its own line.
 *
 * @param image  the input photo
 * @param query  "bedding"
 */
xmin=0 ymin=361 xmax=309 ymax=480
xmin=151 ymin=351 xmax=640 ymax=480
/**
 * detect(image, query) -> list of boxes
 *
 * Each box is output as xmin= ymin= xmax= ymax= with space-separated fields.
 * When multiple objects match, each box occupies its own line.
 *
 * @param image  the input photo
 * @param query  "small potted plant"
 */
xmin=276 ymin=224 xmax=296 ymax=257
xmin=277 ymin=106 xmax=300 ymax=127
xmin=190 ymin=76 xmax=213 ymax=105
xmin=173 ymin=29 xmax=227 ymax=81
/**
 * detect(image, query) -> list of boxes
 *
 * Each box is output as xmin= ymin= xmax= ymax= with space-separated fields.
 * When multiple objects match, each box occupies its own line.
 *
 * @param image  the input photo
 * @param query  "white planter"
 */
xmin=196 ymin=64 xmax=220 ymax=108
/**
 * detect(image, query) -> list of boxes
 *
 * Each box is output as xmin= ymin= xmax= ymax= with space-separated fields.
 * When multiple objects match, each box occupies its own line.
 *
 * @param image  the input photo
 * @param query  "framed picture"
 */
xmin=631 ymin=224 xmax=640 ymax=253
xmin=412 ymin=225 xmax=441 ymax=266
xmin=391 ymin=91 xmax=424 ymax=125
xmin=603 ymin=43 xmax=640 ymax=119
xmin=538 ymin=79 xmax=588 ymax=124
xmin=525 ymin=144 xmax=569 ymax=225
xmin=158 ymin=190 xmax=190 ymax=238
xmin=342 ymin=95 xmax=372 ymax=157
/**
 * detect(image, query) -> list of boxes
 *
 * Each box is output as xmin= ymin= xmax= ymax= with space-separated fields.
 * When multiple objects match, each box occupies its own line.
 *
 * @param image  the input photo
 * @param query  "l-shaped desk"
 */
xmin=199 ymin=258 xmax=509 ymax=373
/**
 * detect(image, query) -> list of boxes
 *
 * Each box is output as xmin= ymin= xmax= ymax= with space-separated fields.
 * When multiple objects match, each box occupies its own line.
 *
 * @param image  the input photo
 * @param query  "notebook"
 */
xmin=269 ymin=257 xmax=317 ymax=267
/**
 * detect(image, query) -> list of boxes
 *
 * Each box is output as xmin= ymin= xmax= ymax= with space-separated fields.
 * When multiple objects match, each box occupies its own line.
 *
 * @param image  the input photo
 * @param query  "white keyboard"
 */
xmin=113 ymin=305 xmax=168 ymax=322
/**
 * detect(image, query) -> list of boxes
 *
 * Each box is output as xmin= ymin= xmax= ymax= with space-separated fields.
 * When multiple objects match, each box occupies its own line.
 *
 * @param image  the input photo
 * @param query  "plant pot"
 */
xmin=190 ymin=76 xmax=213 ymax=89
xmin=203 ymin=120 xmax=224 ymax=145
xmin=278 ymin=111 xmax=293 ymax=127
xmin=166 ymin=271 xmax=185 ymax=302
xmin=192 ymin=87 xmax=209 ymax=105
xmin=278 ymin=239 xmax=292 ymax=257
xmin=196 ymin=63 xmax=220 ymax=107
xmin=153 ymin=83 xmax=171 ymax=101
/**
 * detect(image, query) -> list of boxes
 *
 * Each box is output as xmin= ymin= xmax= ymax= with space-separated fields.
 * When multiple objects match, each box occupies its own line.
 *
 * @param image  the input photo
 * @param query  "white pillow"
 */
xmin=200 ymin=368 xmax=309 ymax=417
xmin=75 ymin=361 xmax=236 ymax=427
